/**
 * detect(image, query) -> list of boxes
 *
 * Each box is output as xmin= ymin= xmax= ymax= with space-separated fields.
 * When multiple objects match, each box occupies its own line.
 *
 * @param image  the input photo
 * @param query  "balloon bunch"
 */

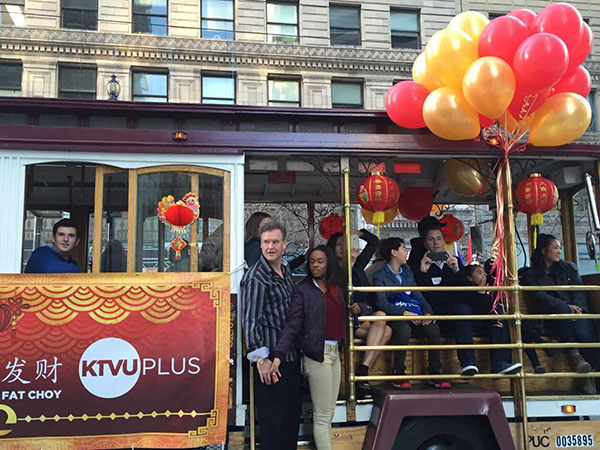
xmin=386 ymin=3 xmax=593 ymax=148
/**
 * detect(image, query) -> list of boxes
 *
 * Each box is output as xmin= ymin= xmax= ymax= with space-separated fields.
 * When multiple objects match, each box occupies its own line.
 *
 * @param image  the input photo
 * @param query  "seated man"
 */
xmin=25 ymin=218 xmax=81 ymax=274
xmin=414 ymin=225 xmax=522 ymax=376
xmin=373 ymin=238 xmax=448 ymax=389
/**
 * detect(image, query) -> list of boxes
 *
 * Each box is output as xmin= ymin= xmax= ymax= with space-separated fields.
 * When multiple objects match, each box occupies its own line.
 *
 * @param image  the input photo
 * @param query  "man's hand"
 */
xmin=421 ymin=313 xmax=435 ymax=326
xmin=446 ymin=254 xmax=459 ymax=273
xmin=568 ymin=304 xmax=583 ymax=315
xmin=420 ymin=253 xmax=433 ymax=273
xmin=349 ymin=303 xmax=362 ymax=315
xmin=269 ymin=357 xmax=282 ymax=383
xmin=257 ymin=358 xmax=274 ymax=385
xmin=403 ymin=310 xmax=419 ymax=326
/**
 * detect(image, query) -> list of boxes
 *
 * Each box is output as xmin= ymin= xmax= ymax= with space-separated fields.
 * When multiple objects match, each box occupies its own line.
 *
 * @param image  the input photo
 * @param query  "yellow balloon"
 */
xmin=361 ymin=207 xmax=398 ymax=226
xmin=530 ymin=93 xmax=592 ymax=146
xmin=425 ymin=29 xmax=479 ymax=90
xmin=448 ymin=11 xmax=490 ymax=42
xmin=412 ymin=53 xmax=443 ymax=92
xmin=498 ymin=110 xmax=534 ymax=134
xmin=423 ymin=88 xmax=480 ymax=140
xmin=463 ymin=57 xmax=516 ymax=119
xmin=443 ymin=159 xmax=488 ymax=197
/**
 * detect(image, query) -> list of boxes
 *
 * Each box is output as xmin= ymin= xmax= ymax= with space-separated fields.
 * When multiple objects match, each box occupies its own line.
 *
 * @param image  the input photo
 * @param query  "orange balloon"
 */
xmin=530 ymin=93 xmax=591 ymax=146
xmin=463 ymin=57 xmax=516 ymax=119
xmin=448 ymin=11 xmax=490 ymax=42
xmin=425 ymin=29 xmax=479 ymax=90
xmin=361 ymin=207 xmax=397 ymax=226
xmin=423 ymin=88 xmax=480 ymax=140
xmin=498 ymin=111 xmax=534 ymax=134
xmin=412 ymin=53 xmax=443 ymax=92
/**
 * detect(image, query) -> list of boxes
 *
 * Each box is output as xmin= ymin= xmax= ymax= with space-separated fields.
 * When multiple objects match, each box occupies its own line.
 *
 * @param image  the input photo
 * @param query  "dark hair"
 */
xmin=259 ymin=221 xmax=287 ymax=241
xmin=53 ymin=218 xmax=78 ymax=238
xmin=418 ymin=216 xmax=442 ymax=238
xmin=379 ymin=237 xmax=405 ymax=262
xmin=307 ymin=245 xmax=343 ymax=288
xmin=531 ymin=233 xmax=560 ymax=268
xmin=245 ymin=212 xmax=271 ymax=241
xmin=464 ymin=264 xmax=484 ymax=279
xmin=326 ymin=232 xmax=343 ymax=251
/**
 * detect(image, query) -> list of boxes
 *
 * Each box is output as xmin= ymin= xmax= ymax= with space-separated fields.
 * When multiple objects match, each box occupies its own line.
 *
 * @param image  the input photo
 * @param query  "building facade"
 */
xmin=1 ymin=0 xmax=597 ymax=117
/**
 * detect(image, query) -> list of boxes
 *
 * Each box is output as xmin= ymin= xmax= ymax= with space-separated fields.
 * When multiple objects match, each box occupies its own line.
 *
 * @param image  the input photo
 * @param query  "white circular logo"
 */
xmin=79 ymin=337 xmax=141 ymax=399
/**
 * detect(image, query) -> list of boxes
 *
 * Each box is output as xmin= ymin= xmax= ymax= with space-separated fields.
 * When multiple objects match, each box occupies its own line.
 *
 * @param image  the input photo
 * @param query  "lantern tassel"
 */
xmin=530 ymin=213 xmax=544 ymax=226
xmin=373 ymin=211 xmax=385 ymax=237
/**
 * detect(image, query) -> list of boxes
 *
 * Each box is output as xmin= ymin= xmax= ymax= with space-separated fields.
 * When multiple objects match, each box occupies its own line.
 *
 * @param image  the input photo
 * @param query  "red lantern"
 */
xmin=439 ymin=214 xmax=464 ymax=243
xmin=397 ymin=187 xmax=433 ymax=221
xmin=515 ymin=173 xmax=558 ymax=225
xmin=319 ymin=214 xmax=343 ymax=240
xmin=357 ymin=173 xmax=400 ymax=233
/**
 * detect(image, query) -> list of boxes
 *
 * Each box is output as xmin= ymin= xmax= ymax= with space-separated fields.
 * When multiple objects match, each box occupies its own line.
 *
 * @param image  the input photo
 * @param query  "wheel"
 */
xmin=392 ymin=416 xmax=500 ymax=450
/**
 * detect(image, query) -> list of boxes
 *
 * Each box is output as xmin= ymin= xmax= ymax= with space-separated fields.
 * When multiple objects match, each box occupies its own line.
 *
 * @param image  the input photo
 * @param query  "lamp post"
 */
xmin=106 ymin=74 xmax=121 ymax=100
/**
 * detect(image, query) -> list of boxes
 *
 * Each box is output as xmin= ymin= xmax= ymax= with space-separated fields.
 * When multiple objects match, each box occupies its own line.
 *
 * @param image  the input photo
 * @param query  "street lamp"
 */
xmin=106 ymin=74 xmax=121 ymax=100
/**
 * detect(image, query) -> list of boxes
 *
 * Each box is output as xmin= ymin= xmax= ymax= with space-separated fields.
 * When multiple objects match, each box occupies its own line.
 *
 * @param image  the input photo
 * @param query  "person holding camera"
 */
xmin=414 ymin=226 xmax=522 ymax=376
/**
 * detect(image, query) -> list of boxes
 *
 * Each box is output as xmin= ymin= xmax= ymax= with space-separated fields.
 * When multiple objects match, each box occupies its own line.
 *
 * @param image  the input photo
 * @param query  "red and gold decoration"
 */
xmin=439 ymin=214 xmax=464 ymax=243
xmin=157 ymin=193 xmax=200 ymax=260
xmin=397 ymin=187 xmax=433 ymax=221
xmin=362 ymin=207 xmax=398 ymax=226
xmin=357 ymin=173 xmax=400 ymax=234
xmin=0 ymin=272 xmax=230 ymax=449
xmin=515 ymin=173 xmax=559 ymax=248
xmin=318 ymin=214 xmax=343 ymax=240
xmin=443 ymin=159 xmax=488 ymax=197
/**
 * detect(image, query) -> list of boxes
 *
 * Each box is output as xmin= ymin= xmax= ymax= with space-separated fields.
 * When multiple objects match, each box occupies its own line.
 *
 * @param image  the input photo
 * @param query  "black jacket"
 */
xmin=414 ymin=262 xmax=469 ymax=309
xmin=350 ymin=228 xmax=378 ymax=314
xmin=521 ymin=261 xmax=590 ymax=312
xmin=273 ymin=276 xmax=346 ymax=363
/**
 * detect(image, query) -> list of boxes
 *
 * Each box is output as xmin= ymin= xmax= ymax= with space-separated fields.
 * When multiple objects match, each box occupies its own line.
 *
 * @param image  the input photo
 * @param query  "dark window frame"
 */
xmin=330 ymin=4 xmax=361 ymax=47
xmin=201 ymin=72 xmax=236 ymax=104
xmin=201 ymin=0 xmax=234 ymax=40
xmin=131 ymin=68 xmax=169 ymax=102
xmin=267 ymin=0 xmax=299 ymax=44
xmin=0 ymin=59 xmax=22 ymax=93
xmin=588 ymin=89 xmax=597 ymax=132
xmin=390 ymin=8 xmax=420 ymax=49
xmin=488 ymin=12 xmax=505 ymax=20
xmin=267 ymin=75 xmax=301 ymax=107
xmin=132 ymin=0 xmax=168 ymax=36
xmin=331 ymin=79 xmax=363 ymax=109
xmin=58 ymin=63 xmax=97 ymax=100
xmin=61 ymin=0 xmax=98 ymax=30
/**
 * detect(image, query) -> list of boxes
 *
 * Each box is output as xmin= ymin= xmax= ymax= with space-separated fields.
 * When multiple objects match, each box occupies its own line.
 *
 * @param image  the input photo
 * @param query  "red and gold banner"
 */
xmin=0 ymin=272 xmax=230 ymax=449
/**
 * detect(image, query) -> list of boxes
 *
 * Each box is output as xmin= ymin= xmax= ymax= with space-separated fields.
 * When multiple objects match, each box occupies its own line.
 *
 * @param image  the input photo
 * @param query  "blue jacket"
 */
xmin=373 ymin=264 xmax=433 ymax=316
xmin=25 ymin=246 xmax=81 ymax=274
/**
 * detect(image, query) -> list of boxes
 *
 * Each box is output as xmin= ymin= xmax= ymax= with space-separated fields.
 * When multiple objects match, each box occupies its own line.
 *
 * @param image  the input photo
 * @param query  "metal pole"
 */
xmin=502 ymin=158 xmax=529 ymax=450
xmin=560 ymin=191 xmax=577 ymax=264
xmin=249 ymin=362 xmax=255 ymax=450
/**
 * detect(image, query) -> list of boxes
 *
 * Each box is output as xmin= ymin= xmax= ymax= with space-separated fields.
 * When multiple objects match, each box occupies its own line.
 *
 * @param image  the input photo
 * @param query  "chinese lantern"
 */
xmin=515 ymin=174 xmax=559 ymax=226
xmin=319 ymin=214 xmax=343 ymax=240
xmin=397 ymin=187 xmax=433 ymax=221
xmin=439 ymin=214 xmax=464 ymax=243
xmin=362 ymin=207 xmax=398 ymax=226
xmin=157 ymin=193 xmax=200 ymax=260
xmin=357 ymin=173 xmax=400 ymax=234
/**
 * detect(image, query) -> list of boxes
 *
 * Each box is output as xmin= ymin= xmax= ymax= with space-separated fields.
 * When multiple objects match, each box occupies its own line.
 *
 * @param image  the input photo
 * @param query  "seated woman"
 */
xmin=270 ymin=245 xmax=345 ymax=450
xmin=327 ymin=229 xmax=392 ymax=398
xmin=521 ymin=234 xmax=598 ymax=394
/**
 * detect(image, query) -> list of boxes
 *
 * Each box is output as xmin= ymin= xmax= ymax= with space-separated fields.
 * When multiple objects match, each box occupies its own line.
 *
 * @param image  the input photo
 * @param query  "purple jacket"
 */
xmin=273 ymin=276 xmax=346 ymax=363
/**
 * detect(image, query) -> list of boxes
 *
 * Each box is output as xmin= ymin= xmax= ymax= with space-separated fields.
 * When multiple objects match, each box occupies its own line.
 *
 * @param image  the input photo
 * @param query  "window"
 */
xmin=133 ymin=0 xmax=167 ymax=36
xmin=267 ymin=1 xmax=298 ymax=44
xmin=62 ymin=0 xmax=97 ymax=30
xmin=0 ymin=60 xmax=22 ymax=96
xmin=390 ymin=9 xmax=419 ymax=49
xmin=330 ymin=5 xmax=360 ymax=46
xmin=268 ymin=77 xmax=300 ymax=107
xmin=201 ymin=0 xmax=233 ymax=40
xmin=331 ymin=80 xmax=362 ymax=108
xmin=0 ymin=0 xmax=25 ymax=26
xmin=488 ymin=12 xmax=504 ymax=20
xmin=588 ymin=90 xmax=597 ymax=132
xmin=132 ymin=71 xmax=168 ymax=102
xmin=58 ymin=64 xmax=97 ymax=99
xmin=202 ymin=73 xmax=235 ymax=104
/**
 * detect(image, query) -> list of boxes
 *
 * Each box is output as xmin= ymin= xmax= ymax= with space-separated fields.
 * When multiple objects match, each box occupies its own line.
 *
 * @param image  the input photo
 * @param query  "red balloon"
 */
xmin=513 ymin=33 xmax=569 ymax=90
xmin=531 ymin=3 xmax=583 ymax=53
xmin=553 ymin=66 xmax=592 ymax=98
xmin=567 ymin=22 xmax=593 ymax=72
xmin=479 ymin=16 xmax=529 ymax=65
xmin=397 ymin=187 xmax=433 ymax=221
xmin=479 ymin=114 xmax=494 ymax=128
xmin=507 ymin=9 xmax=536 ymax=29
xmin=508 ymin=85 xmax=552 ymax=120
xmin=318 ymin=214 xmax=343 ymax=240
xmin=385 ymin=81 xmax=429 ymax=129
xmin=439 ymin=214 xmax=464 ymax=243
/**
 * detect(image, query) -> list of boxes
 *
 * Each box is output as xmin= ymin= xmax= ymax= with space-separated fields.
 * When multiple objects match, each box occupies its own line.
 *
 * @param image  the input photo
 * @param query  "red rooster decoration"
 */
xmin=157 ymin=192 xmax=200 ymax=260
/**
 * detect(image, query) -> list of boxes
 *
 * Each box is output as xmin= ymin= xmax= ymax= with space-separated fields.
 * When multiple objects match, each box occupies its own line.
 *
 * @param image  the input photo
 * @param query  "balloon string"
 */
xmin=490 ymin=153 xmax=509 ymax=314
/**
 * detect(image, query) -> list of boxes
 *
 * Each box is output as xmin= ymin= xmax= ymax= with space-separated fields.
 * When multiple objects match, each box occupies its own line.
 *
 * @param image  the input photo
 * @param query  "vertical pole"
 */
xmin=249 ymin=364 xmax=255 ymax=450
xmin=560 ymin=191 xmax=577 ymax=264
xmin=502 ymin=159 xmax=529 ymax=450
xmin=342 ymin=159 xmax=356 ymax=422
xmin=307 ymin=202 xmax=315 ymax=249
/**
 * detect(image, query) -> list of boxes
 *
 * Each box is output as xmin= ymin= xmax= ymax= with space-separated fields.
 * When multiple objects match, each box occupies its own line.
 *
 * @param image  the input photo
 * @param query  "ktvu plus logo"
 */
xmin=79 ymin=338 xmax=201 ymax=399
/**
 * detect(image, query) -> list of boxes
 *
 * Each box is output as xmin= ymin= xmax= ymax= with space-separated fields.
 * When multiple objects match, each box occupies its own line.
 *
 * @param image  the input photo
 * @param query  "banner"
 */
xmin=0 ymin=272 xmax=230 ymax=449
